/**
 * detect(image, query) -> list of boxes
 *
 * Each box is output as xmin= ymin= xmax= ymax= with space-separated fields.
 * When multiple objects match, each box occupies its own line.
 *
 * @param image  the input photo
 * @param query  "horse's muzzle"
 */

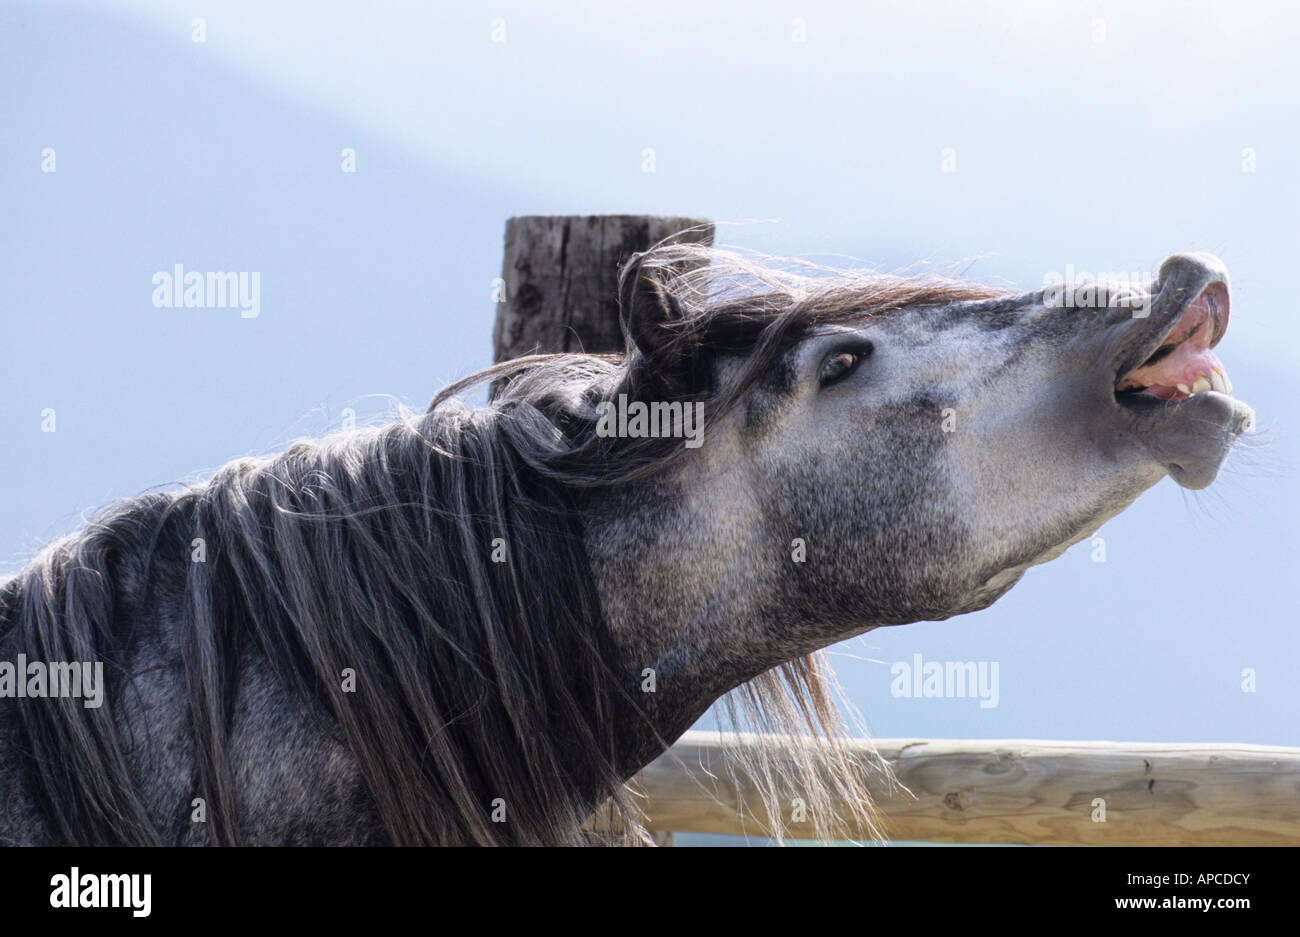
xmin=1110 ymin=253 xmax=1255 ymax=489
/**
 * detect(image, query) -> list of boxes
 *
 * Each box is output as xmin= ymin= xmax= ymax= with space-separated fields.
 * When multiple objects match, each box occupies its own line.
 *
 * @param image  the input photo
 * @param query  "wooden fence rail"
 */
xmin=635 ymin=731 xmax=1300 ymax=845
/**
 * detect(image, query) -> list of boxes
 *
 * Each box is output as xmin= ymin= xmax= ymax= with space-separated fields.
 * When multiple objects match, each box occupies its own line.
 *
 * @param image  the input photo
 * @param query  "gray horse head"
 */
xmin=583 ymin=246 xmax=1254 ymax=767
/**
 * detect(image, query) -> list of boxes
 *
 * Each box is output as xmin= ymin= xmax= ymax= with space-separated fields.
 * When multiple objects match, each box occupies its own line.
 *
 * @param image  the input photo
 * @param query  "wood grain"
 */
xmin=636 ymin=731 xmax=1300 ymax=845
xmin=492 ymin=214 xmax=713 ymax=365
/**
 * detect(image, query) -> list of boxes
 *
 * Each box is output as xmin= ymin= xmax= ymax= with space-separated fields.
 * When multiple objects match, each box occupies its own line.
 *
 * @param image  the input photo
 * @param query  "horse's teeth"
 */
xmin=1209 ymin=369 xmax=1227 ymax=393
xmin=1177 ymin=383 xmax=1191 ymax=394
xmin=1191 ymin=376 xmax=1211 ymax=394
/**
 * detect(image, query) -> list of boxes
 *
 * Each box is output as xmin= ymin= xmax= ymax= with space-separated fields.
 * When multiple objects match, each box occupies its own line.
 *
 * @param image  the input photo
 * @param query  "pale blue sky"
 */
xmin=3 ymin=0 xmax=1296 ymax=756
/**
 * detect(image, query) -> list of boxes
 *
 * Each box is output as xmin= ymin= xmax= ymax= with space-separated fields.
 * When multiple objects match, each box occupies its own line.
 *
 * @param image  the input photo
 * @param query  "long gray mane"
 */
xmin=1 ymin=244 xmax=1002 ymax=845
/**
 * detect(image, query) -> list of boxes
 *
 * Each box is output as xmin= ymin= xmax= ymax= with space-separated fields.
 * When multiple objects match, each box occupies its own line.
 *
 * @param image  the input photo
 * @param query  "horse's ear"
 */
xmin=617 ymin=251 xmax=687 ymax=363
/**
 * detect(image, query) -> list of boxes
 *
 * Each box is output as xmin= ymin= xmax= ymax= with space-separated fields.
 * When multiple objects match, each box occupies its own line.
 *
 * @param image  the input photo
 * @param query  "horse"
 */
xmin=0 ymin=244 xmax=1254 ymax=845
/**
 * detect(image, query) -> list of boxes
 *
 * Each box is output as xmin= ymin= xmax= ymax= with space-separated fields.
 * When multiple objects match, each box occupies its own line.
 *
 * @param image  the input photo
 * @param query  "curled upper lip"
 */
xmin=1099 ymin=252 xmax=1251 ymax=489
xmin=1112 ymin=275 xmax=1229 ymax=385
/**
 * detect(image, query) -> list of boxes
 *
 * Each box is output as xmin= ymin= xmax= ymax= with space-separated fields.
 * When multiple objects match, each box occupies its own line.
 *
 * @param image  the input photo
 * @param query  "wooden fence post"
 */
xmin=492 ymin=214 xmax=713 ymax=367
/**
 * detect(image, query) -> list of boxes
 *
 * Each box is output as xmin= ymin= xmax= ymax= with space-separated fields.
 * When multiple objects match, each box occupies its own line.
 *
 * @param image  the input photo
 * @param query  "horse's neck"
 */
xmin=581 ymin=478 xmax=787 ymax=770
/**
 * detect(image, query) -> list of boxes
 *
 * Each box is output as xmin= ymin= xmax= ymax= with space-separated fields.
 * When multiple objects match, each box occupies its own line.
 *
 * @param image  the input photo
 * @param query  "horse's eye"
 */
xmin=819 ymin=346 xmax=870 ymax=386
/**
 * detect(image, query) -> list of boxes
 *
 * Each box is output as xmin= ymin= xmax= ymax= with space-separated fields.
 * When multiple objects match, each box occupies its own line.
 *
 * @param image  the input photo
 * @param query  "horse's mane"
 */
xmin=0 ymin=244 xmax=1004 ymax=845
